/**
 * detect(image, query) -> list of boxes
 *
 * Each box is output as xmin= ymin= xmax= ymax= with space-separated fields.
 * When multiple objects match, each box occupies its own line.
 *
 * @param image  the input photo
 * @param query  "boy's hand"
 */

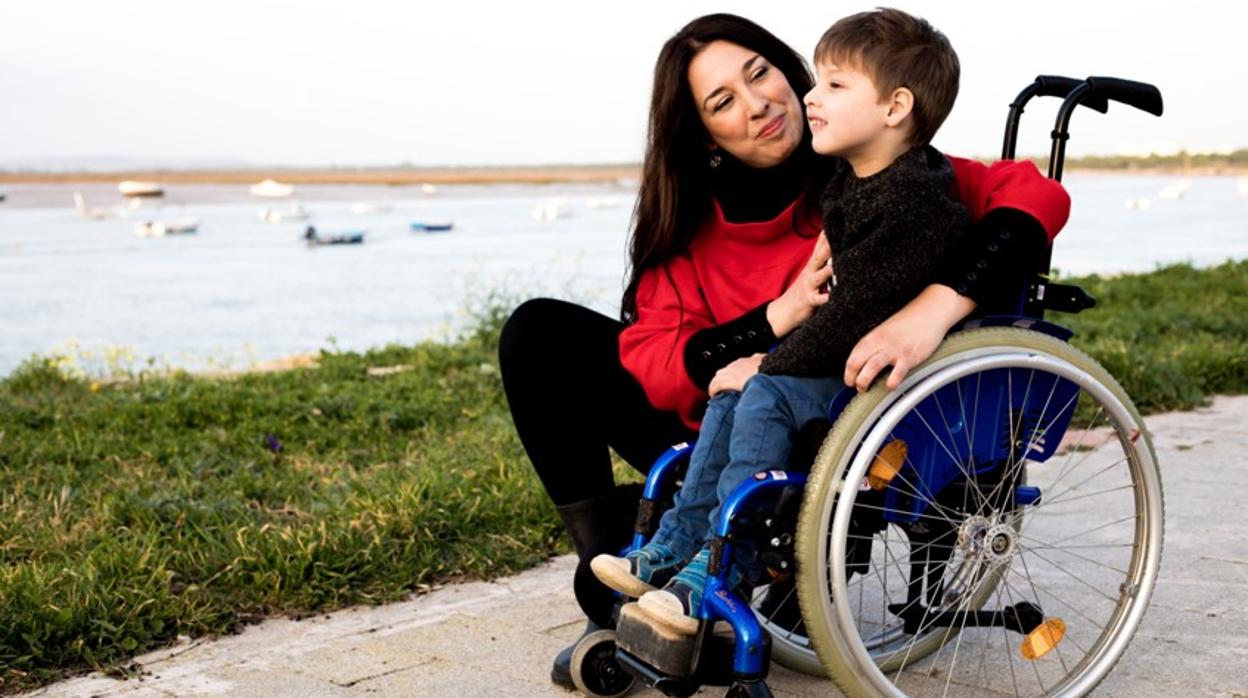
xmin=709 ymin=353 xmax=766 ymax=396
xmin=844 ymin=285 xmax=976 ymax=391
xmin=767 ymin=234 xmax=833 ymax=337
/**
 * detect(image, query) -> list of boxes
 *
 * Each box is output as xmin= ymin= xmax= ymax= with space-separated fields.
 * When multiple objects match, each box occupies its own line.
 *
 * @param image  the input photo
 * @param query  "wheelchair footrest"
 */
xmin=614 ymin=602 xmax=735 ymax=685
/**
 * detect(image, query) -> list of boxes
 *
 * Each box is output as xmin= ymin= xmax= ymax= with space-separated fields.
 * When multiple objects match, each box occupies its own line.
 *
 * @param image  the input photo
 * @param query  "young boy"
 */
xmin=592 ymin=8 xmax=970 ymax=634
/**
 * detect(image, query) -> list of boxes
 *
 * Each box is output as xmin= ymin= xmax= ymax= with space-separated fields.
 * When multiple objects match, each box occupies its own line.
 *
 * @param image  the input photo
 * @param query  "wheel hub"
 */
xmin=957 ymin=515 xmax=993 ymax=554
xmin=957 ymin=515 xmax=1017 ymax=569
xmin=982 ymin=523 xmax=1017 ymax=568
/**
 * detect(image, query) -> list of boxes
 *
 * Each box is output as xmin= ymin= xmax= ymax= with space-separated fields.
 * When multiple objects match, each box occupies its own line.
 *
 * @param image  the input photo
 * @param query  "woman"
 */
xmin=498 ymin=13 xmax=1068 ymax=688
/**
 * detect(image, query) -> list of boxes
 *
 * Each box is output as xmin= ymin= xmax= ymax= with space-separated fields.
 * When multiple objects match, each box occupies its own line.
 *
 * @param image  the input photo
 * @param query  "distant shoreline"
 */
xmin=2 ymin=163 xmax=1245 ymax=186
xmin=0 ymin=164 xmax=641 ymax=186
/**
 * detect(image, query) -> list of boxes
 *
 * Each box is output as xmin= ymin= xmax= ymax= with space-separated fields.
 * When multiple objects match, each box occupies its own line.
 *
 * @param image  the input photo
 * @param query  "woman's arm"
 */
xmin=619 ymin=257 xmax=717 ymax=427
xmin=946 ymin=156 xmax=1070 ymax=241
xmin=683 ymin=234 xmax=832 ymax=389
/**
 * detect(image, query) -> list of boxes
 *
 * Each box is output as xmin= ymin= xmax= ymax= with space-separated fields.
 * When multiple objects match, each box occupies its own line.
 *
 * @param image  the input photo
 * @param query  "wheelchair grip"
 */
xmin=1084 ymin=76 xmax=1164 ymax=116
xmin=1032 ymin=75 xmax=1108 ymax=113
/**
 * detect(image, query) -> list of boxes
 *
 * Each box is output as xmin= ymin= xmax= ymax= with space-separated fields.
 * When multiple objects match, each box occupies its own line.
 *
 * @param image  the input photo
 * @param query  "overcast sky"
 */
xmin=0 ymin=0 xmax=1236 ymax=168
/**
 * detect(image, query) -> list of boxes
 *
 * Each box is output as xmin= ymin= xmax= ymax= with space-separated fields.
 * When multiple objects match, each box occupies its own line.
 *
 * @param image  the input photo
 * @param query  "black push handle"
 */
xmin=1033 ymin=75 xmax=1108 ymax=112
xmin=1083 ymin=76 xmax=1164 ymax=116
xmin=1002 ymin=75 xmax=1110 ymax=159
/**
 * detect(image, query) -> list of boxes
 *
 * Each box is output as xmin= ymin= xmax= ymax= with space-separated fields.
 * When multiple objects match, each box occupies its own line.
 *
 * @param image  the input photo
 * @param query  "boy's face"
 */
xmin=804 ymin=60 xmax=892 ymax=158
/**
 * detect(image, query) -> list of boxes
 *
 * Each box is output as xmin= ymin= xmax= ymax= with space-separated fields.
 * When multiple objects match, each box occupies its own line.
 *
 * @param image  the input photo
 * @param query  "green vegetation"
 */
xmin=1063 ymin=148 xmax=1248 ymax=171
xmin=1016 ymin=148 xmax=1248 ymax=172
xmin=1053 ymin=260 xmax=1248 ymax=411
xmin=2 ymin=261 xmax=1246 ymax=691
xmin=0 ymin=313 xmax=561 ymax=692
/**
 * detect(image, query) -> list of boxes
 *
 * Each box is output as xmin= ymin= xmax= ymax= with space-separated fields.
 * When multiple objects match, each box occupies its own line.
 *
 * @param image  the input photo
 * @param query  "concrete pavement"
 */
xmin=26 ymin=396 xmax=1248 ymax=697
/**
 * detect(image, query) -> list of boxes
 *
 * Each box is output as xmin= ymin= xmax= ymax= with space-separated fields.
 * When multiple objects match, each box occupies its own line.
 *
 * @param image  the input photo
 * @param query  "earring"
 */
xmin=709 ymin=151 xmax=722 ymax=169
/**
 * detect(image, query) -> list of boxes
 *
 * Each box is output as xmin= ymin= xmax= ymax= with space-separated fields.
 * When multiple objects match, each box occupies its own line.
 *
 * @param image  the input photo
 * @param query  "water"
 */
xmin=1 ymin=175 xmax=1245 ymax=376
xmin=1053 ymin=174 xmax=1248 ymax=277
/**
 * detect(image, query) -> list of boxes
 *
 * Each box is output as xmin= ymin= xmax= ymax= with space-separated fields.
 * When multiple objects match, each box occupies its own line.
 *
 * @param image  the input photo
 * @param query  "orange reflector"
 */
xmin=868 ymin=440 xmax=907 ymax=490
xmin=1020 ymin=618 xmax=1066 ymax=660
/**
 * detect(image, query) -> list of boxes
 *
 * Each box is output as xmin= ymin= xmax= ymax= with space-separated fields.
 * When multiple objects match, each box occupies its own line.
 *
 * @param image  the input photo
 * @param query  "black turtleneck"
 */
xmin=708 ymin=146 xmax=816 ymax=223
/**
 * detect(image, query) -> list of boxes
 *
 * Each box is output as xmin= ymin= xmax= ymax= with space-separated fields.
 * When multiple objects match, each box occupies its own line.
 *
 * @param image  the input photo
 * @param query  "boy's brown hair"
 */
xmin=814 ymin=8 xmax=959 ymax=146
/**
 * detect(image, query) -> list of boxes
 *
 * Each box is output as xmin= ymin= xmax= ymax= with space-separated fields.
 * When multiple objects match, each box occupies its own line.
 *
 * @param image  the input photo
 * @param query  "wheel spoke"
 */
xmin=1016 ymin=533 xmax=1129 ymax=575
xmin=1012 ymin=547 xmax=1119 ymax=605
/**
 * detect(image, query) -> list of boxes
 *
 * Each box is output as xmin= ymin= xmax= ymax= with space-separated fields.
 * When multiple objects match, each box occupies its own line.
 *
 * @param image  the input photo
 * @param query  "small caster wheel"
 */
xmin=726 ymin=679 xmax=772 ymax=698
xmin=570 ymin=628 xmax=635 ymax=697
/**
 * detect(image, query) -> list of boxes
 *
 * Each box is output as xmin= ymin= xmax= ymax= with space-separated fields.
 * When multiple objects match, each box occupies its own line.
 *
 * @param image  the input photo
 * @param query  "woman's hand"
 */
xmin=844 ymin=285 xmax=977 ymax=392
xmin=766 ymin=234 xmax=833 ymax=338
xmin=709 ymin=353 xmax=766 ymax=396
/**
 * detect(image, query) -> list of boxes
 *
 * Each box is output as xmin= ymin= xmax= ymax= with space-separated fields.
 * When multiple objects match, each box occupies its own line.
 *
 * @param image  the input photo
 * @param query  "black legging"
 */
xmin=499 ymin=298 xmax=696 ymax=504
xmin=498 ymin=298 xmax=697 ymax=624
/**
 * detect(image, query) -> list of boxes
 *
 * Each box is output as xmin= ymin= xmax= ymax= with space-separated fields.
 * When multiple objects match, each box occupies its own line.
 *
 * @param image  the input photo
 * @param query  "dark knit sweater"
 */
xmin=760 ymin=146 xmax=970 ymax=377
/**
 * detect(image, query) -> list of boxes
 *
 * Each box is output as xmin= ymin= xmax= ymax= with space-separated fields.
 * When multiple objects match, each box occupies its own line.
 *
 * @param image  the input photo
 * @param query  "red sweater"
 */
xmin=619 ymin=157 xmax=1071 ymax=429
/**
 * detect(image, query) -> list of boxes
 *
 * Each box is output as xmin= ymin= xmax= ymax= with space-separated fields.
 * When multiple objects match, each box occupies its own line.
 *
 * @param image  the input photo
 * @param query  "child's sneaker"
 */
xmin=636 ymin=547 xmax=713 ymax=635
xmin=591 ymin=541 xmax=684 ymax=598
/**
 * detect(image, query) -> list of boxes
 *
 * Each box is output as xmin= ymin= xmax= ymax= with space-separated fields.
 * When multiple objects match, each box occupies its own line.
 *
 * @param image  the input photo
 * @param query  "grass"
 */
xmin=1 ymin=260 xmax=1245 ymax=691
xmin=1053 ymin=259 xmax=1248 ymax=412
xmin=0 ymin=312 xmax=561 ymax=691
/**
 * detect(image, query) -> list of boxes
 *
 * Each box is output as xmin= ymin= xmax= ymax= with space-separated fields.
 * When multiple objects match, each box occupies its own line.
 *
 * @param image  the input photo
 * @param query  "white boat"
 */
xmin=1158 ymin=180 xmax=1191 ymax=201
xmin=420 ymin=183 xmax=438 ymax=195
xmin=250 ymin=178 xmax=295 ymax=197
xmin=136 ymin=218 xmax=199 ymax=237
xmin=532 ymin=198 xmax=571 ymax=221
xmin=585 ymin=196 xmax=620 ymax=209
xmin=1237 ymin=177 xmax=1248 ymax=197
xmin=118 ymin=180 xmax=164 ymax=197
xmin=258 ymin=202 xmax=309 ymax=223
xmin=74 ymin=191 xmax=121 ymax=220
xmin=349 ymin=202 xmax=393 ymax=214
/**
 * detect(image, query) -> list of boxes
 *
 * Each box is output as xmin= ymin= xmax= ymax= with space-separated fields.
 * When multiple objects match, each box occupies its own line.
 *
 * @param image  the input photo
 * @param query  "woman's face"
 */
xmin=687 ymin=40 xmax=805 ymax=169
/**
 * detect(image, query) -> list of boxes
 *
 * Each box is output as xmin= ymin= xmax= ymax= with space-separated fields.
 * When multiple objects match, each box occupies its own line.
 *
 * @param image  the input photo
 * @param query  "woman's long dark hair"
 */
xmin=621 ymin=13 xmax=821 ymax=323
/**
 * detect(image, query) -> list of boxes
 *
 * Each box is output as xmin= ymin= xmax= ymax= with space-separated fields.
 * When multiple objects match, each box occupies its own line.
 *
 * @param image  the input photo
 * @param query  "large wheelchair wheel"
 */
xmin=795 ymin=328 xmax=1164 ymax=697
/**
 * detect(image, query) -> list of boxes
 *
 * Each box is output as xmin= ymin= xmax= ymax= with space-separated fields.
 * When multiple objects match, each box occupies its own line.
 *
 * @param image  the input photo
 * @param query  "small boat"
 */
xmin=1237 ymin=177 xmax=1248 ymax=197
xmin=1158 ymin=180 xmax=1191 ymax=201
xmin=74 ymin=191 xmax=130 ymax=220
xmin=420 ymin=183 xmax=438 ymax=195
xmin=350 ymin=202 xmax=393 ymax=214
xmin=258 ymin=202 xmax=309 ymax=223
xmin=75 ymin=192 xmax=112 ymax=220
xmin=410 ymin=220 xmax=453 ymax=232
xmin=250 ymin=178 xmax=295 ymax=197
xmin=136 ymin=218 xmax=199 ymax=237
xmin=585 ymin=196 xmax=620 ymax=209
xmin=532 ymin=198 xmax=571 ymax=221
xmin=304 ymin=226 xmax=364 ymax=246
xmin=1123 ymin=197 xmax=1152 ymax=211
xmin=118 ymin=180 xmax=164 ymax=198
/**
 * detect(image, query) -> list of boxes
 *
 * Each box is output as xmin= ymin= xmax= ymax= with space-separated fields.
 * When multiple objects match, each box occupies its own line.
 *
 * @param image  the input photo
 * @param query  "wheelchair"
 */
xmin=569 ymin=76 xmax=1166 ymax=698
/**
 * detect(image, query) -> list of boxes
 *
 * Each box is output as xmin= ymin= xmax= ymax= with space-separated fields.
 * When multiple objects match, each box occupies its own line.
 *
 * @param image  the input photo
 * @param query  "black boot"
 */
xmin=551 ymin=484 xmax=644 ymax=689
xmin=550 ymin=618 xmax=602 ymax=689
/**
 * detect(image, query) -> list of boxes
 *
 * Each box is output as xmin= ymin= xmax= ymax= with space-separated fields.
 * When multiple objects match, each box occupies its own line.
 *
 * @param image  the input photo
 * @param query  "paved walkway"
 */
xmin=27 ymin=397 xmax=1248 ymax=697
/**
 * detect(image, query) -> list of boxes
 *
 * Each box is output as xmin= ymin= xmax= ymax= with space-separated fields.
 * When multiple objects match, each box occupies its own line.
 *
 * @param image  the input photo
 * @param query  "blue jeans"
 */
xmin=650 ymin=373 xmax=844 ymax=565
